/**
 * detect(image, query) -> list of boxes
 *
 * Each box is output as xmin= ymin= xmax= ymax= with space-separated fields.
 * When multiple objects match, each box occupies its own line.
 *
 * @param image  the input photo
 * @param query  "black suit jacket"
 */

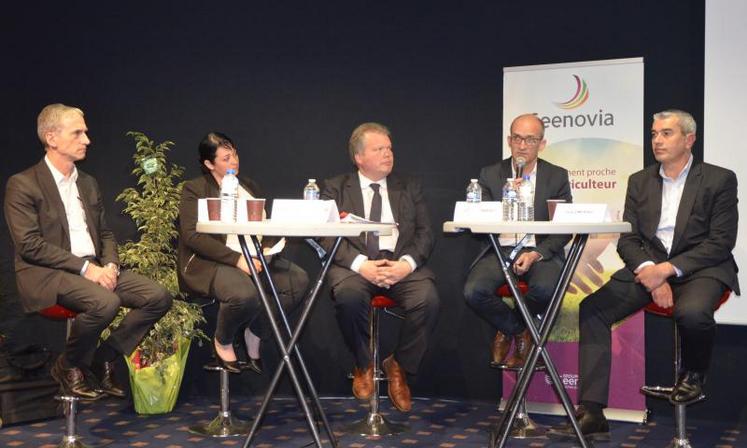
xmin=320 ymin=171 xmax=435 ymax=287
xmin=177 ymin=174 xmax=263 ymax=297
xmin=613 ymin=161 xmax=740 ymax=294
xmin=4 ymin=159 xmax=119 ymax=312
xmin=477 ymin=157 xmax=573 ymax=259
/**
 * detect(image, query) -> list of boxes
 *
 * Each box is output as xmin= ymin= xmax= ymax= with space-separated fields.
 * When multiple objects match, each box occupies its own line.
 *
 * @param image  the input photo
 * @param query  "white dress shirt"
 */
xmin=350 ymin=172 xmax=416 ymax=273
xmin=45 ymin=156 xmax=96 ymax=275
xmin=635 ymin=154 xmax=693 ymax=276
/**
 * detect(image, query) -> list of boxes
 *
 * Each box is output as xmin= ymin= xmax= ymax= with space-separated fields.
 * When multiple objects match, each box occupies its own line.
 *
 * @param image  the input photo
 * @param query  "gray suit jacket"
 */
xmin=477 ymin=157 xmax=573 ymax=259
xmin=614 ymin=161 xmax=740 ymax=295
xmin=320 ymin=171 xmax=435 ymax=287
xmin=4 ymin=159 xmax=119 ymax=312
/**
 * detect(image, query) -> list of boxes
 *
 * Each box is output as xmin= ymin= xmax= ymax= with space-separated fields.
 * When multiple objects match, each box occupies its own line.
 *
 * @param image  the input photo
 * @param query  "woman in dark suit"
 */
xmin=177 ymin=132 xmax=309 ymax=373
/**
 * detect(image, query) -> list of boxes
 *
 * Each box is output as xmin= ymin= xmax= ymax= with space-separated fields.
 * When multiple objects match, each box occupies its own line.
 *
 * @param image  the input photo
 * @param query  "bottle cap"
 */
xmin=308 ymin=178 xmax=316 ymax=182
xmin=470 ymin=178 xmax=478 ymax=182
xmin=226 ymin=169 xmax=236 ymax=175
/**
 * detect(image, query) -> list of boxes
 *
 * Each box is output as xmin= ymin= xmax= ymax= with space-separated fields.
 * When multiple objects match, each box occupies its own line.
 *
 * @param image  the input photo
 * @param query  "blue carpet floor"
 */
xmin=1 ymin=395 xmax=746 ymax=447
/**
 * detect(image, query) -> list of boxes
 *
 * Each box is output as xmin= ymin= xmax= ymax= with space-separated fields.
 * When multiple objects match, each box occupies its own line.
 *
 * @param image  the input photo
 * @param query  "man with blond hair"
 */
xmin=321 ymin=122 xmax=439 ymax=413
xmin=4 ymin=103 xmax=172 ymax=400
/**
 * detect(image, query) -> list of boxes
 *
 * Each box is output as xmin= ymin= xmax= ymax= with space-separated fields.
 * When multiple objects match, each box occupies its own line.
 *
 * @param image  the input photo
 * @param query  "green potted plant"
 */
xmin=102 ymin=131 xmax=207 ymax=414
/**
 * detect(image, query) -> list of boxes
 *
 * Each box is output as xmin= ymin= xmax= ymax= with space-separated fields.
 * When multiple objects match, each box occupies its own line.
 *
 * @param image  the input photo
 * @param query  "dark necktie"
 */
xmin=366 ymin=183 xmax=382 ymax=258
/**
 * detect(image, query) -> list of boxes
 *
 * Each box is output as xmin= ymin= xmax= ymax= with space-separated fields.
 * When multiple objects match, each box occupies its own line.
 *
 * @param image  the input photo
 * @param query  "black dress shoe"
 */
xmin=50 ymin=356 xmax=103 ymax=401
xmin=239 ymin=358 xmax=263 ymax=374
xmin=212 ymin=343 xmax=241 ymax=374
xmin=670 ymin=371 xmax=706 ymax=405
xmin=548 ymin=407 xmax=610 ymax=442
xmin=94 ymin=361 xmax=126 ymax=398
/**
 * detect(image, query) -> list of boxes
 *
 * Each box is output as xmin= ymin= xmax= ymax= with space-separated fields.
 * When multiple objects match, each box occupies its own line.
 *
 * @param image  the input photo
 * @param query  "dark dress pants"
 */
xmin=332 ymin=272 xmax=439 ymax=375
xmin=578 ymin=275 xmax=725 ymax=407
xmin=210 ymin=257 xmax=309 ymax=345
xmin=463 ymin=250 xmax=563 ymax=336
xmin=56 ymin=269 xmax=173 ymax=367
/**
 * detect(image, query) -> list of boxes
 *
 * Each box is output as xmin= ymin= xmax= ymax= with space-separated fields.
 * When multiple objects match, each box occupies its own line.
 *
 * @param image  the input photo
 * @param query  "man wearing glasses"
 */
xmin=463 ymin=113 xmax=572 ymax=368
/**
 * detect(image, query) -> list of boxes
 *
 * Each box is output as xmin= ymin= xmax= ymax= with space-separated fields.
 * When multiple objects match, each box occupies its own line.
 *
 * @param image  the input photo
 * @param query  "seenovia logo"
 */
xmin=534 ymin=74 xmax=616 ymax=129
xmin=554 ymin=74 xmax=590 ymax=110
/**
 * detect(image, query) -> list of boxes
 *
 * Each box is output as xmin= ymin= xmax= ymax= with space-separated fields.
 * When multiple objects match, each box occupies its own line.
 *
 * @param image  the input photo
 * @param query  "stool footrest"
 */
xmin=640 ymin=385 xmax=673 ymax=400
xmin=489 ymin=361 xmax=546 ymax=372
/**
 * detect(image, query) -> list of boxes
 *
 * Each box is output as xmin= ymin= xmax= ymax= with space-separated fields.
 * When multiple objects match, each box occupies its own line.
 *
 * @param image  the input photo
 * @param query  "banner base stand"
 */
xmin=498 ymin=399 xmax=647 ymax=423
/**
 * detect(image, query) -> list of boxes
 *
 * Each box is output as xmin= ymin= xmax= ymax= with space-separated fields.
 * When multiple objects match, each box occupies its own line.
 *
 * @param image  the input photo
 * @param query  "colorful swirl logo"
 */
xmin=554 ymin=75 xmax=590 ymax=109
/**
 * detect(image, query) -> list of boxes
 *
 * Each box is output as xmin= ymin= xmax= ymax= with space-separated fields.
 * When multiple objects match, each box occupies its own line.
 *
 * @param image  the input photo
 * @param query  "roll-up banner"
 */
xmin=502 ymin=58 xmax=645 ymax=422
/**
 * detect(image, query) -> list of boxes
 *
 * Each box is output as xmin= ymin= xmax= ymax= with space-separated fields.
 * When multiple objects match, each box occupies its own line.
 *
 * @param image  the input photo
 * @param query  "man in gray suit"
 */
xmin=4 ymin=104 xmax=172 ymax=400
xmin=463 ymin=114 xmax=572 ymax=367
xmin=321 ymin=122 xmax=439 ymax=413
xmin=553 ymin=109 xmax=739 ymax=441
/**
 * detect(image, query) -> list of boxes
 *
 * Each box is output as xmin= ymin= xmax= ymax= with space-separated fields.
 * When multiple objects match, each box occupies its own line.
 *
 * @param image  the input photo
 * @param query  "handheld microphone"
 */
xmin=515 ymin=156 xmax=526 ymax=179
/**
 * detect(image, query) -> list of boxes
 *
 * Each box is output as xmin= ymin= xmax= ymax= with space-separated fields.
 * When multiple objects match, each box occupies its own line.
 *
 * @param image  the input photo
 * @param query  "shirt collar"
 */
xmin=659 ymin=154 xmax=693 ymax=182
xmin=45 ymin=155 xmax=78 ymax=185
xmin=358 ymin=171 xmax=388 ymax=189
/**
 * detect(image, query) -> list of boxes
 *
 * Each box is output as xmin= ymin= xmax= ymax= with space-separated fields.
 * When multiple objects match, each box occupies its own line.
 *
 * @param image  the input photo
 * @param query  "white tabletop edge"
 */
xmin=197 ymin=220 xmax=395 ymax=237
xmin=443 ymin=220 xmax=631 ymax=235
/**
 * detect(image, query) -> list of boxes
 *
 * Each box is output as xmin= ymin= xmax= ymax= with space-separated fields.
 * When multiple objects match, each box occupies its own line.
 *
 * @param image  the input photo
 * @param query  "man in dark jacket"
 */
xmin=321 ymin=122 xmax=439 ymax=413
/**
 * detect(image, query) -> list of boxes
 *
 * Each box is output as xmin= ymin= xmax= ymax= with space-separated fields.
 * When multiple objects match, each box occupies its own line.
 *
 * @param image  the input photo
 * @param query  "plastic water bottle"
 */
xmin=502 ymin=178 xmax=518 ymax=221
xmin=303 ymin=178 xmax=320 ymax=200
xmin=466 ymin=179 xmax=482 ymax=203
xmin=518 ymin=175 xmax=535 ymax=221
xmin=220 ymin=169 xmax=239 ymax=223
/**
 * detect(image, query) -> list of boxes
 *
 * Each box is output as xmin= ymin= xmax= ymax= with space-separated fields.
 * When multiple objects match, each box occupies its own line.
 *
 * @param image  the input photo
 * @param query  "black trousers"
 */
xmin=578 ymin=275 xmax=725 ymax=407
xmin=331 ymin=272 xmax=439 ymax=375
xmin=210 ymin=257 xmax=309 ymax=345
xmin=463 ymin=250 xmax=563 ymax=336
xmin=56 ymin=269 xmax=173 ymax=367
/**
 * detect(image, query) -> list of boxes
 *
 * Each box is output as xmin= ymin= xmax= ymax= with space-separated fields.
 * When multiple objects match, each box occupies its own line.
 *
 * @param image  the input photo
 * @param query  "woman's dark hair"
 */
xmin=198 ymin=132 xmax=236 ymax=174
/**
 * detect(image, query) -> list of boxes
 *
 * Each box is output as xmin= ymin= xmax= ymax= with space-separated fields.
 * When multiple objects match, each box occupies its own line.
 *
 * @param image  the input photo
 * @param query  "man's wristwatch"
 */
xmin=106 ymin=263 xmax=121 ymax=276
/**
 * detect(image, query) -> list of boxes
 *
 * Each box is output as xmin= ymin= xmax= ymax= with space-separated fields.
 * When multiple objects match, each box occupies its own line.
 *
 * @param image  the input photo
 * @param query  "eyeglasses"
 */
xmin=510 ymin=135 xmax=542 ymax=146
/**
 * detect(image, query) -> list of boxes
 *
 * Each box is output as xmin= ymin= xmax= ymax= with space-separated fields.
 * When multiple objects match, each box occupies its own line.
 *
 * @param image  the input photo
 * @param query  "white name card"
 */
xmin=271 ymin=199 xmax=340 ymax=223
xmin=453 ymin=201 xmax=503 ymax=222
xmin=553 ymin=203 xmax=608 ymax=223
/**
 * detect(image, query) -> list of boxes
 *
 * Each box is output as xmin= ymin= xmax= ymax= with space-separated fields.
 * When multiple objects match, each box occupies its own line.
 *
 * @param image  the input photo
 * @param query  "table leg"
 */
xmin=250 ymin=236 xmax=338 ymax=447
xmin=239 ymin=235 xmax=340 ymax=448
xmin=489 ymin=234 xmax=591 ymax=448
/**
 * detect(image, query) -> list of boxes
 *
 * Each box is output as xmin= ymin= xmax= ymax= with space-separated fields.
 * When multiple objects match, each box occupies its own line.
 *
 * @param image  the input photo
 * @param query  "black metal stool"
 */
xmin=39 ymin=304 xmax=88 ymax=448
xmin=491 ymin=282 xmax=546 ymax=439
xmin=188 ymin=297 xmax=251 ymax=437
xmin=640 ymin=289 xmax=732 ymax=448
xmin=345 ymin=295 xmax=407 ymax=437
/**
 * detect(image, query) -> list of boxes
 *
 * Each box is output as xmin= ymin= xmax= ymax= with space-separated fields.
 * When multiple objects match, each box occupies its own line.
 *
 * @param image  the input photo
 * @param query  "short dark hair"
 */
xmin=198 ymin=132 xmax=236 ymax=174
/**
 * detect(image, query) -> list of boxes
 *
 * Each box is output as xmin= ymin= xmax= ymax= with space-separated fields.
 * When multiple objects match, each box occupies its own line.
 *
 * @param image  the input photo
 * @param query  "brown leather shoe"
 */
xmin=382 ymin=355 xmax=411 ymax=412
xmin=492 ymin=330 xmax=512 ymax=364
xmin=352 ymin=364 xmax=374 ymax=400
xmin=50 ymin=356 xmax=103 ymax=401
xmin=505 ymin=329 xmax=532 ymax=368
